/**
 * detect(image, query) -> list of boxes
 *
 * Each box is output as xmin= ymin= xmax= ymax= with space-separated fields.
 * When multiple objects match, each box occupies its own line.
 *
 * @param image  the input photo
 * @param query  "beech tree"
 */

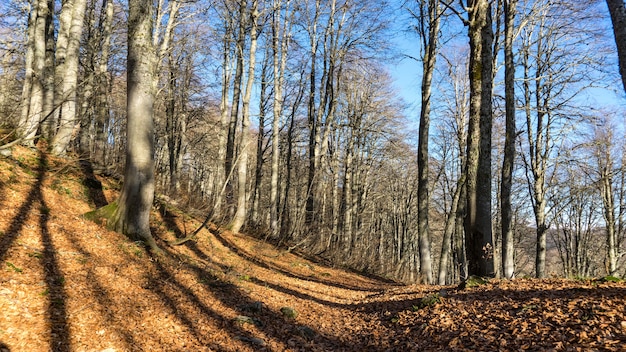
xmin=51 ymin=0 xmax=89 ymax=155
xmin=107 ymin=0 xmax=182 ymax=250
xmin=105 ymin=0 xmax=160 ymax=251
xmin=464 ymin=0 xmax=495 ymax=277
xmin=231 ymin=0 xmax=259 ymax=234
xmin=17 ymin=0 xmax=52 ymax=147
xmin=500 ymin=0 xmax=517 ymax=279
xmin=606 ymin=0 xmax=626 ymax=94
xmin=410 ymin=0 xmax=441 ymax=284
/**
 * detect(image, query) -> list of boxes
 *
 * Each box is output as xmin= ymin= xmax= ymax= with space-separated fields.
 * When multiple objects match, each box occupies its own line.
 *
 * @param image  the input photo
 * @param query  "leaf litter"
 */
xmin=0 ymin=147 xmax=625 ymax=351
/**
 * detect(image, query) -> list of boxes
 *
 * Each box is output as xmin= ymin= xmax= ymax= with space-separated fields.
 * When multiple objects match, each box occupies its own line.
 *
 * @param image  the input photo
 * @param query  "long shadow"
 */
xmin=37 ymin=152 xmax=71 ymax=352
xmin=79 ymin=159 xmax=108 ymax=208
xmin=0 ymin=151 xmax=71 ymax=351
xmin=151 ymin=246 xmax=349 ymax=350
xmin=157 ymin=200 xmax=394 ymax=292
xmin=148 ymin=250 xmax=257 ymax=349
xmin=159 ymin=215 xmax=390 ymax=310
xmin=0 ymin=151 xmax=48 ymax=261
xmin=61 ymin=230 xmax=141 ymax=350
xmin=211 ymin=229 xmax=389 ymax=293
xmin=180 ymin=238 xmax=366 ymax=312
xmin=158 ymin=205 xmax=185 ymax=238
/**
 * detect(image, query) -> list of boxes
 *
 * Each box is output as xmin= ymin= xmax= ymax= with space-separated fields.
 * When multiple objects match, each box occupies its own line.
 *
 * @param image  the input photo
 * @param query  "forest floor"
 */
xmin=1 ymin=146 xmax=626 ymax=352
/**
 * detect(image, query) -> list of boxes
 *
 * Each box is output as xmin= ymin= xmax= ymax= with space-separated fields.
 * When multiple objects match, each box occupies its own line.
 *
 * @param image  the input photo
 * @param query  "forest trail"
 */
xmin=1 ymin=146 xmax=625 ymax=351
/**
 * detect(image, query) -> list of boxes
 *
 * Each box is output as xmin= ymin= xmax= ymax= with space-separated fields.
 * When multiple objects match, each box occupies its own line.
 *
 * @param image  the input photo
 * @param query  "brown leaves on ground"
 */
xmin=1 ymin=147 xmax=625 ymax=351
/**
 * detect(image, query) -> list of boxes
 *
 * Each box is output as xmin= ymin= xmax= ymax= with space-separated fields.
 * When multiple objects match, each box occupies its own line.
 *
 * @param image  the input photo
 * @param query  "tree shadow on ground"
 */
xmin=79 ymin=159 xmax=108 ymax=208
xmin=62 ymin=230 xmax=145 ymax=350
xmin=150 ymin=244 xmax=348 ymax=351
xmin=157 ymin=204 xmax=185 ymax=239
xmin=0 ymin=152 xmax=47 ymax=261
xmin=0 ymin=151 xmax=71 ymax=351
xmin=209 ymin=228 xmax=389 ymax=293
xmin=38 ymin=153 xmax=71 ymax=352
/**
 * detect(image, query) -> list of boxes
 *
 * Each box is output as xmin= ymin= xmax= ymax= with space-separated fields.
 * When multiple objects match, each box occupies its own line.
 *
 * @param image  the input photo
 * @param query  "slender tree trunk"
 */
xmin=216 ymin=17 xmax=232 ymax=220
xmin=438 ymin=176 xmax=463 ymax=285
xmin=225 ymin=1 xmax=246 ymax=220
xmin=270 ymin=0 xmax=290 ymax=237
xmin=165 ymin=56 xmax=180 ymax=194
xmin=42 ymin=0 xmax=55 ymax=140
xmin=501 ymin=0 xmax=517 ymax=279
xmin=305 ymin=0 xmax=321 ymax=228
xmin=19 ymin=0 xmax=37 ymax=143
xmin=252 ymin=52 xmax=269 ymax=226
xmin=231 ymin=0 xmax=258 ymax=234
xmin=94 ymin=0 xmax=114 ymax=164
xmin=416 ymin=0 xmax=440 ymax=285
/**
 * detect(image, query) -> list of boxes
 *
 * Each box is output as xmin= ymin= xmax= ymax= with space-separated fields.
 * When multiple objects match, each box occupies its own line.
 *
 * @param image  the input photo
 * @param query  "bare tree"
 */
xmin=464 ymin=0 xmax=495 ymax=277
xmin=18 ymin=0 xmax=52 ymax=147
xmin=269 ymin=0 xmax=292 ymax=237
xmin=501 ymin=0 xmax=517 ymax=279
xmin=231 ymin=0 xmax=259 ymax=233
xmin=410 ymin=0 xmax=441 ymax=284
xmin=108 ymin=0 xmax=159 ymax=250
xmin=106 ymin=0 xmax=179 ymax=251
xmin=51 ymin=0 xmax=88 ymax=155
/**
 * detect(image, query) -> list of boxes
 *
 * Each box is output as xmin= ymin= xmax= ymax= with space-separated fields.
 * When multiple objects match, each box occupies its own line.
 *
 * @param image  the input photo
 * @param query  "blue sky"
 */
xmin=387 ymin=1 xmax=626 ymax=132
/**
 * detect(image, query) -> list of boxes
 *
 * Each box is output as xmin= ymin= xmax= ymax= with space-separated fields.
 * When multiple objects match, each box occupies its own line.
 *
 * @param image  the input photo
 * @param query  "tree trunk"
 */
xmin=438 ymin=175 xmax=463 ymax=285
xmin=501 ymin=0 xmax=517 ymax=279
xmin=270 ymin=0 xmax=290 ymax=237
xmin=51 ymin=0 xmax=88 ymax=155
xmin=216 ymin=15 xmax=232 ymax=220
xmin=251 ymin=55 xmax=268 ymax=226
xmin=94 ymin=0 xmax=114 ymax=164
xmin=415 ymin=0 xmax=440 ymax=285
xmin=231 ymin=0 xmax=258 ymax=234
xmin=19 ymin=0 xmax=49 ymax=147
xmin=41 ymin=0 xmax=55 ymax=140
xmin=19 ymin=0 xmax=37 ymax=144
xmin=606 ymin=0 xmax=626 ymax=94
xmin=464 ymin=0 xmax=495 ymax=278
xmin=225 ymin=1 xmax=246 ymax=220
xmin=109 ymin=0 xmax=158 ymax=251
xmin=305 ymin=0 xmax=321 ymax=228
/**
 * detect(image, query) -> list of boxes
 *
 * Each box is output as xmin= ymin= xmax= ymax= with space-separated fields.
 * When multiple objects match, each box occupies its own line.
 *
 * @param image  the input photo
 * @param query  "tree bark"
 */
xmin=51 ymin=0 xmax=88 ymax=155
xmin=270 ymin=0 xmax=291 ymax=237
xmin=41 ymin=0 xmax=55 ymax=140
xmin=606 ymin=0 xmax=626 ymax=94
xmin=216 ymin=12 xmax=233 ymax=220
xmin=109 ymin=0 xmax=159 ymax=251
xmin=19 ymin=0 xmax=50 ymax=147
xmin=501 ymin=0 xmax=517 ymax=279
xmin=18 ymin=0 xmax=37 ymax=144
xmin=464 ymin=0 xmax=495 ymax=278
xmin=231 ymin=0 xmax=258 ymax=234
xmin=225 ymin=0 xmax=246 ymax=220
xmin=415 ymin=0 xmax=440 ymax=285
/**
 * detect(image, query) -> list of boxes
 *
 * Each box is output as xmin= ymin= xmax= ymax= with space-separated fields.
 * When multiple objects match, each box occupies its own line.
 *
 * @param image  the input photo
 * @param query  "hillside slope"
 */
xmin=1 ymin=147 xmax=625 ymax=351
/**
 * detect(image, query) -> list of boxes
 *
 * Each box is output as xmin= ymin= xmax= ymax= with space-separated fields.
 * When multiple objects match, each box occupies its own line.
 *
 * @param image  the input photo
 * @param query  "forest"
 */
xmin=2 ymin=0 xmax=626 ymax=286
